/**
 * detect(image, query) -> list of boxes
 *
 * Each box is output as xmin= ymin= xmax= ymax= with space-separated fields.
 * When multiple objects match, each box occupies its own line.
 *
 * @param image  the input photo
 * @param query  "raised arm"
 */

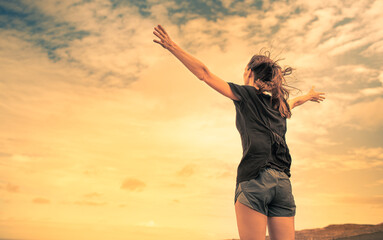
xmin=288 ymin=86 xmax=326 ymax=110
xmin=153 ymin=24 xmax=238 ymax=101
xmin=153 ymin=24 xmax=206 ymax=80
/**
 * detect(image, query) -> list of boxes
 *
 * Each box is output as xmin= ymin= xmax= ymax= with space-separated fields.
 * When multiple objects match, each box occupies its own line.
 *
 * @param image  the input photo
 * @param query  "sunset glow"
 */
xmin=1 ymin=0 xmax=382 ymax=239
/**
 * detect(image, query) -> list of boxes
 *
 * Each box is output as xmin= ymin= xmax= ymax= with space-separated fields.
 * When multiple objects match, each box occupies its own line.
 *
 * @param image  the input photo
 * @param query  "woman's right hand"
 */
xmin=153 ymin=24 xmax=175 ymax=50
xmin=307 ymin=86 xmax=326 ymax=103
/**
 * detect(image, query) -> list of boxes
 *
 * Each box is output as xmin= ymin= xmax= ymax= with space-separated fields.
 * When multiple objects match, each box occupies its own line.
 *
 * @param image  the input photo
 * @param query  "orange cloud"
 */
xmin=5 ymin=183 xmax=19 ymax=193
xmin=74 ymin=200 xmax=107 ymax=206
xmin=215 ymin=170 xmax=235 ymax=179
xmin=176 ymin=164 xmax=197 ymax=177
xmin=83 ymin=192 xmax=102 ymax=198
xmin=121 ymin=178 xmax=146 ymax=192
xmin=168 ymin=183 xmax=186 ymax=188
xmin=32 ymin=197 xmax=50 ymax=204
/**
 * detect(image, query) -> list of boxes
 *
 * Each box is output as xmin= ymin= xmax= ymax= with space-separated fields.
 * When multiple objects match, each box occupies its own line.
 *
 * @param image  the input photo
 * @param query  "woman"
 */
xmin=153 ymin=24 xmax=325 ymax=240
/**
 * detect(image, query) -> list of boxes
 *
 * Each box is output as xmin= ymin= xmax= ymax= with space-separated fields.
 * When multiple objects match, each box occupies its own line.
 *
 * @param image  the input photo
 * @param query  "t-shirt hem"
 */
xmin=236 ymin=166 xmax=291 ymax=185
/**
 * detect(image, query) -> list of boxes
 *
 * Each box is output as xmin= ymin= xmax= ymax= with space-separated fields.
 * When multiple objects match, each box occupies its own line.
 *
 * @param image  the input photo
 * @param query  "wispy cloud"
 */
xmin=0 ymin=0 xmax=90 ymax=62
xmin=335 ymin=194 xmax=383 ymax=206
xmin=137 ymin=219 xmax=158 ymax=227
xmin=292 ymin=146 xmax=383 ymax=171
xmin=176 ymin=164 xmax=197 ymax=177
xmin=1 ymin=0 xmax=152 ymax=88
xmin=74 ymin=200 xmax=107 ymax=206
xmin=83 ymin=192 xmax=102 ymax=198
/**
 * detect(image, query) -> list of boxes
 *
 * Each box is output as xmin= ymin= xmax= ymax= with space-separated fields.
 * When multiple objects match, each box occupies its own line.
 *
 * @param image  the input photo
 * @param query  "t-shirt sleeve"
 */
xmin=227 ymin=82 xmax=251 ymax=102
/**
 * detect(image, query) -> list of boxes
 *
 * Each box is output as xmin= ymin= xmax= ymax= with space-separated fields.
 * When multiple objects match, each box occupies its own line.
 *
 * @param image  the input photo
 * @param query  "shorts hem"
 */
xmin=237 ymin=191 xmax=267 ymax=217
xmin=267 ymin=213 xmax=296 ymax=217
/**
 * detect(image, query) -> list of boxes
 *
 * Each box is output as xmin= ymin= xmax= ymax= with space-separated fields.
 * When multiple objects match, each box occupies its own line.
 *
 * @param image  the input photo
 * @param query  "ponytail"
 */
xmin=247 ymin=52 xmax=298 ymax=119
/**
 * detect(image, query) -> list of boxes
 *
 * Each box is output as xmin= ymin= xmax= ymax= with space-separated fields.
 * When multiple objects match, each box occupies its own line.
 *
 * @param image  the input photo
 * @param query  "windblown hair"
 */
xmin=247 ymin=50 xmax=297 ymax=119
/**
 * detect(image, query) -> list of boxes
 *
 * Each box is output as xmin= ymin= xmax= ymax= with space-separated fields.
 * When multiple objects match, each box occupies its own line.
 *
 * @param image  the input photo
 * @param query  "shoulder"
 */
xmin=228 ymin=82 xmax=259 ymax=94
xmin=227 ymin=82 xmax=251 ymax=101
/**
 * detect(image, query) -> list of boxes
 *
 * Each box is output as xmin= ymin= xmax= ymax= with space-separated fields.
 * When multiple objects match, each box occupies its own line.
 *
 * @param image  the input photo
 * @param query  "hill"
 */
xmin=225 ymin=222 xmax=383 ymax=240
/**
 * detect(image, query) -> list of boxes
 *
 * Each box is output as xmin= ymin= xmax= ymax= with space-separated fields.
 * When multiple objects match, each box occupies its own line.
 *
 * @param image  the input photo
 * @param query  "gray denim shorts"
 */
xmin=234 ymin=167 xmax=296 ymax=217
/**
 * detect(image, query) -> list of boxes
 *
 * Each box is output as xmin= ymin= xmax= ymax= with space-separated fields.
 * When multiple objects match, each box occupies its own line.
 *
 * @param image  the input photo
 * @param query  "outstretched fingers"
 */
xmin=153 ymin=29 xmax=164 ymax=41
xmin=158 ymin=24 xmax=169 ymax=37
xmin=318 ymin=94 xmax=326 ymax=100
xmin=154 ymin=26 xmax=166 ymax=39
xmin=153 ymin=24 xmax=173 ymax=50
xmin=153 ymin=39 xmax=164 ymax=48
xmin=153 ymin=28 xmax=166 ymax=48
xmin=313 ymin=91 xmax=326 ymax=102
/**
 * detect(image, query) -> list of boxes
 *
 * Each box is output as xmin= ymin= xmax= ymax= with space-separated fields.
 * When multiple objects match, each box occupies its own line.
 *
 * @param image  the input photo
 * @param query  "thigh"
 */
xmin=267 ymin=175 xmax=296 ymax=240
xmin=267 ymin=216 xmax=295 ymax=240
xmin=235 ymin=200 xmax=267 ymax=240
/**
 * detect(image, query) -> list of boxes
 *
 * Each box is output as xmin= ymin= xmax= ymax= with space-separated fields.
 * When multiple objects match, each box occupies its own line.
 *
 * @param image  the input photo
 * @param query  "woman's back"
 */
xmin=228 ymin=82 xmax=292 ymax=186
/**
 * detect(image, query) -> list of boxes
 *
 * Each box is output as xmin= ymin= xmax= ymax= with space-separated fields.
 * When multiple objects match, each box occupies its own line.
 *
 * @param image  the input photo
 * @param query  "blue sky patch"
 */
xmin=0 ymin=0 xmax=91 ymax=62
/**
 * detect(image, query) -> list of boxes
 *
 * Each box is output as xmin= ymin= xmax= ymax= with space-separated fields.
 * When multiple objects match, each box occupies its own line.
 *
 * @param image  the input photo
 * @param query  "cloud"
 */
xmin=296 ymin=0 xmax=383 ymax=57
xmin=0 ymin=0 xmax=150 ymax=88
xmin=294 ymin=146 xmax=383 ymax=171
xmin=0 ymin=152 xmax=12 ymax=158
xmin=342 ymin=97 xmax=383 ymax=129
xmin=0 ymin=182 xmax=20 ymax=193
xmin=176 ymin=164 xmax=197 ymax=177
xmin=168 ymin=183 xmax=186 ymax=188
xmin=83 ymin=192 xmax=102 ymax=198
xmin=5 ymin=183 xmax=20 ymax=193
xmin=121 ymin=178 xmax=146 ymax=191
xmin=300 ymin=192 xmax=383 ymax=207
xmin=137 ymin=220 xmax=158 ymax=227
xmin=0 ymin=0 xmax=90 ymax=62
xmin=214 ymin=170 xmax=235 ymax=179
xmin=334 ymin=194 xmax=383 ymax=206
xmin=74 ymin=200 xmax=107 ymax=206
xmin=10 ymin=154 xmax=32 ymax=163
xmin=32 ymin=197 xmax=50 ymax=204
xmin=362 ymin=40 xmax=383 ymax=56
xmin=367 ymin=179 xmax=383 ymax=187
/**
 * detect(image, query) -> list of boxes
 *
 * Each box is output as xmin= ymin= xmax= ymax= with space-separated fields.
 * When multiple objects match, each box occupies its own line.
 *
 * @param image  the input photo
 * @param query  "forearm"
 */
xmin=167 ymin=42 xmax=207 ymax=81
xmin=290 ymin=94 xmax=311 ymax=108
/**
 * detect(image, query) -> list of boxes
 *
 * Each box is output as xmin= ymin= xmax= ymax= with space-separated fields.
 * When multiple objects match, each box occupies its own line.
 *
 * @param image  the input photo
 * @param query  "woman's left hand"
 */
xmin=308 ymin=86 xmax=326 ymax=103
xmin=153 ymin=24 xmax=174 ymax=50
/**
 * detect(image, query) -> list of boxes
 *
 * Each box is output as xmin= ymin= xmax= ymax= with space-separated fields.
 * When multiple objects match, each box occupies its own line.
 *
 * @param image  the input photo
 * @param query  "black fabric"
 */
xmin=227 ymin=82 xmax=292 ymax=185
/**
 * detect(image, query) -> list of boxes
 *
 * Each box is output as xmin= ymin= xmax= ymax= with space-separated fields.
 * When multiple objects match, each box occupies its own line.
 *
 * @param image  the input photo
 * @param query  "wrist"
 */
xmin=303 ymin=93 xmax=311 ymax=101
xmin=167 ymin=41 xmax=178 ymax=52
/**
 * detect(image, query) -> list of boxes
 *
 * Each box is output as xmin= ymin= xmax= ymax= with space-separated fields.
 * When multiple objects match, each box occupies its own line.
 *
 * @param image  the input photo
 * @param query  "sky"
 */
xmin=0 ymin=0 xmax=382 ymax=239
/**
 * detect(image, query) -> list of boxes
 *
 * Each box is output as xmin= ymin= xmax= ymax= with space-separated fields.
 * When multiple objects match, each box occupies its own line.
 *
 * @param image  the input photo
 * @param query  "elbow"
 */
xmin=200 ymin=66 xmax=209 ymax=82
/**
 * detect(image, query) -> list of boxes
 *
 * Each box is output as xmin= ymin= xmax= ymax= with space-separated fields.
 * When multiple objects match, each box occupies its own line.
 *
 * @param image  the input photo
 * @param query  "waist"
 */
xmin=263 ymin=166 xmax=289 ymax=178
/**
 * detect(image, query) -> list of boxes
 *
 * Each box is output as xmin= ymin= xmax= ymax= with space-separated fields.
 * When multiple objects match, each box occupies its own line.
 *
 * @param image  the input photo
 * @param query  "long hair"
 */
xmin=247 ymin=50 xmax=298 ymax=119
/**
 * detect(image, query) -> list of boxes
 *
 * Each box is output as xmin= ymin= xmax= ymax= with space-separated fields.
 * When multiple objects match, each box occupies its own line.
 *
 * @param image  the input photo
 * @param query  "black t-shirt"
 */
xmin=227 ymin=82 xmax=292 ymax=185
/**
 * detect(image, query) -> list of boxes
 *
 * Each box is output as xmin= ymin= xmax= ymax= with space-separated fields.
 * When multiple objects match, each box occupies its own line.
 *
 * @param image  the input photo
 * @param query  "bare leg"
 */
xmin=267 ymin=216 xmax=295 ymax=240
xmin=235 ymin=200 xmax=267 ymax=240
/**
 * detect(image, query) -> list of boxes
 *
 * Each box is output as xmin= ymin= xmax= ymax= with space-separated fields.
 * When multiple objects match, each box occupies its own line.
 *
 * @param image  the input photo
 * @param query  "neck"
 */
xmin=249 ymin=83 xmax=271 ymax=95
